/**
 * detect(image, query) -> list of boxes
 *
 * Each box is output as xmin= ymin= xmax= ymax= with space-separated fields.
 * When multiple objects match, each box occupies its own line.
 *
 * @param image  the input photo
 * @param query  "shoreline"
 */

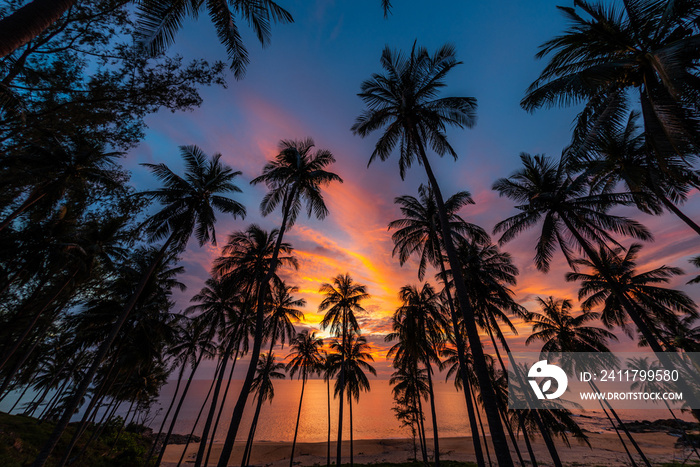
xmin=162 ymin=432 xmax=693 ymax=466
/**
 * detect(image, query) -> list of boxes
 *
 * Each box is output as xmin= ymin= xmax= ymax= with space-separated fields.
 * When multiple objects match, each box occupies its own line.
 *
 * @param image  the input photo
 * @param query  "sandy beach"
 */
xmin=162 ymin=432 xmax=693 ymax=466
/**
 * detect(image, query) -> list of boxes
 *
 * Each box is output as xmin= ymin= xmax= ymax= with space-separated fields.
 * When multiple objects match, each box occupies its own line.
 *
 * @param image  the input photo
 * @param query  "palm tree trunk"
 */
xmin=9 ymin=380 xmax=34 ymax=413
xmin=145 ymin=360 xmax=186 ymax=464
xmin=488 ymin=327 xmax=559 ymax=467
xmin=438 ymin=258 xmax=486 ymax=467
xmin=33 ymin=232 xmax=178 ymax=467
xmin=470 ymin=382 xmax=492 ymax=467
xmin=0 ymin=0 xmax=77 ymax=57
xmin=561 ymin=215 xmax=700 ymax=421
xmin=156 ymin=351 xmax=205 ymax=465
xmin=518 ymin=412 xmax=537 ymax=467
xmin=589 ymin=380 xmax=651 ymax=467
xmin=326 ymin=377 xmax=331 ymax=467
xmin=289 ymin=375 xmax=307 ymax=467
xmin=177 ymin=360 xmax=222 ymax=467
xmin=242 ymin=392 xmax=265 ymax=467
xmin=424 ymin=361 xmax=440 ymax=467
xmin=195 ymin=338 xmax=236 ymax=467
xmin=498 ymin=402 xmax=524 ymax=467
xmin=204 ymin=347 xmax=240 ymax=467
xmin=415 ymin=388 xmax=429 ymax=465
xmin=349 ymin=394 xmax=354 ymax=467
xmin=417 ymin=144 xmax=512 ymax=467
xmin=0 ymin=268 xmax=78 ymax=371
xmin=337 ymin=324 xmax=347 ymax=467
xmin=652 ymin=185 xmax=700 ymax=236
xmin=217 ymin=188 xmax=296 ymax=467
xmin=0 ymin=190 xmax=48 ymax=232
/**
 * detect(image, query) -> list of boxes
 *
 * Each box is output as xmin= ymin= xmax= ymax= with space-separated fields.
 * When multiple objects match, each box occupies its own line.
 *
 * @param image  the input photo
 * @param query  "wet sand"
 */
xmin=162 ymin=432 xmax=693 ymax=466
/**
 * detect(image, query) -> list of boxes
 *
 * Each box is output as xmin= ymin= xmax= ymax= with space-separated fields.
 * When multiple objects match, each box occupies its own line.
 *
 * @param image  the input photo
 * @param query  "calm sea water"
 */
xmin=142 ymin=379 xmax=689 ymax=443
xmin=2 ymin=378 xmax=690 ymax=443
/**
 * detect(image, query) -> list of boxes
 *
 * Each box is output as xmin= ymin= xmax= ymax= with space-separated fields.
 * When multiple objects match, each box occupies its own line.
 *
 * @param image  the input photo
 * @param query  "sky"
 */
xmin=123 ymin=0 xmax=700 ymax=379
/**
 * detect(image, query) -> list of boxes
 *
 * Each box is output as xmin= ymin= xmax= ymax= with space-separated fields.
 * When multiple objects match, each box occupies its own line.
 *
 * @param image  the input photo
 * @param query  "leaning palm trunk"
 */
xmin=156 ymin=350 xmax=206 ymax=465
xmin=417 ymin=144 xmax=513 ymax=466
xmin=0 ymin=0 xmax=76 ymax=58
xmin=289 ymin=375 xmax=307 ymax=467
xmin=242 ymin=392 xmax=265 ymax=467
xmin=194 ymin=338 xmax=236 ymax=467
xmin=561 ymin=216 xmax=700 ymax=421
xmin=145 ymin=361 xmax=187 ymax=463
xmin=33 ymin=232 xmax=178 ymax=467
xmin=326 ymin=377 xmax=331 ymax=467
xmin=589 ymin=380 xmax=651 ymax=467
xmin=204 ymin=347 xmax=240 ymax=467
xmin=518 ymin=412 xmax=538 ymax=467
xmin=424 ymin=361 xmax=440 ymax=467
xmin=217 ymin=189 xmax=296 ymax=467
xmin=438 ymin=261 xmax=486 ymax=467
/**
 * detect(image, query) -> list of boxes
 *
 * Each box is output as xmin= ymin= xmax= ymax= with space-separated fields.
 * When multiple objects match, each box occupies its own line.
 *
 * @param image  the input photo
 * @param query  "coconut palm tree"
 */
xmin=0 ymin=0 xmax=293 ymax=77
xmin=217 ymin=138 xmax=341 ymax=467
xmin=286 ymin=330 xmax=324 ymax=467
xmin=353 ymin=42 xmax=513 ymax=466
xmin=389 ymin=185 xmax=488 ymax=466
xmin=521 ymin=0 xmax=700 ymax=172
xmin=390 ymin=362 xmax=430 ymax=464
xmin=386 ymin=283 xmax=446 ymax=466
xmin=241 ymin=352 xmax=286 ymax=467
xmin=33 ymin=145 xmax=246 ymax=467
xmin=525 ymin=296 xmax=652 ymax=467
xmin=319 ymin=273 xmax=368 ymax=466
xmin=566 ymin=243 xmax=697 ymax=338
xmin=327 ymin=334 xmax=376 ymax=467
xmin=265 ymin=281 xmax=305 ymax=353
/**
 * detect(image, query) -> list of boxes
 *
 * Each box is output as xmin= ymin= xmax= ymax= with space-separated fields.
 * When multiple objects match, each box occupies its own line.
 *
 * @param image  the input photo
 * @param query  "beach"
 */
xmin=162 ymin=432 xmax=692 ymax=466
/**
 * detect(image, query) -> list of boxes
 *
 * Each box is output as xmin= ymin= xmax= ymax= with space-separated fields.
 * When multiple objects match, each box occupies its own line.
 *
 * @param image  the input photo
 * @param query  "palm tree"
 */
xmin=286 ymin=330 xmax=324 ymax=467
xmin=566 ymin=243 xmax=697 ymax=338
xmin=386 ymin=283 xmax=446 ymax=466
xmin=0 ymin=0 xmax=293 ymax=77
xmin=217 ymin=138 xmax=341 ymax=467
xmin=327 ymin=334 xmax=376 ymax=467
xmin=353 ymin=42 xmax=513 ymax=466
xmin=388 ymin=185 xmax=488 ymax=466
xmin=319 ymin=273 xmax=368 ymax=466
xmin=390 ymin=362 xmax=430 ymax=464
xmin=566 ymin=103 xmax=700 ymax=236
xmin=265 ymin=281 xmax=305 ymax=353
xmin=521 ymin=0 xmax=700 ymax=172
xmin=525 ymin=296 xmax=652 ymax=467
xmin=33 ymin=145 xmax=246 ymax=467
xmin=240 ymin=352 xmax=286 ymax=467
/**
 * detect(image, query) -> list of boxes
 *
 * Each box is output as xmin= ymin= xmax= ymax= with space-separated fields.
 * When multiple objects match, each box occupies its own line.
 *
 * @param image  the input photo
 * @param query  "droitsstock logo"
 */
xmin=528 ymin=360 xmax=568 ymax=400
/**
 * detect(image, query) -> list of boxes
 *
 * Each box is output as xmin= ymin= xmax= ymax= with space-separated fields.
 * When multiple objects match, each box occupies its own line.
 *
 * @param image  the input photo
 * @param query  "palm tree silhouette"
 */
xmin=386 ymin=283 xmax=445 ymax=466
xmin=521 ymin=0 xmax=700 ymax=172
xmin=327 ymin=334 xmax=376 ymax=467
xmin=0 ymin=0 xmax=293 ymax=77
xmin=217 ymin=138 xmax=341 ymax=467
xmin=319 ymin=273 xmax=368 ymax=466
xmin=265 ymin=281 xmax=305 ymax=353
xmin=241 ymin=352 xmax=286 ymax=467
xmin=33 ymin=145 xmax=246 ymax=467
xmin=286 ymin=330 xmax=324 ymax=467
xmin=353 ymin=43 xmax=513 ymax=465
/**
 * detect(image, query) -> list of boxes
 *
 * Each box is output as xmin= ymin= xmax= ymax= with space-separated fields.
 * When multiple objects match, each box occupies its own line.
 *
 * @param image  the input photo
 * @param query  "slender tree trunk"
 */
xmin=0 ymin=269 xmax=78 ymax=372
xmin=242 ymin=393 xmax=265 ymax=467
xmin=217 ymin=189 xmax=296 ymax=467
xmin=518 ymin=412 xmax=538 ymax=467
xmin=177 ymin=360 xmax=221 ymax=467
xmin=0 ymin=335 xmax=43 ymax=398
xmin=0 ymin=191 xmax=48 ymax=232
xmin=197 ymin=341 xmax=237 ymax=467
xmin=417 ymin=145 xmax=512 ymax=466
xmin=145 ymin=361 xmax=186 ymax=464
xmin=349 ymin=395 xmax=353 ymax=467
xmin=498 ymin=403 xmax=524 ymax=467
xmin=438 ymin=257 xmax=486 ymax=467
xmin=654 ymin=186 xmax=700 ymax=236
xmin=470 ymin=383 xmax=492 ymax=467
xmin=9 ymin=381 xmax=34 ymax=413
xmin=424 ymin=361 xmax=440 ymax=467
xmin=204 ymin=347 xmax=239 ymax=467
xmin=33 ymin=233 xmax=178 ymax=467
xmin=416 ymin=388 xmax=429 ymax=465
xmin=326 ymin=377 xmax=331 ymax=467
xmin=589 ymin=380 xmax=651 ymax=467
xmin=289 ymin=375 xmax=307 ymax=467
xmin=562 ymin=215 xmax=700 ymax=421
xmin=336 ymin=324 xmax=346 ymax=467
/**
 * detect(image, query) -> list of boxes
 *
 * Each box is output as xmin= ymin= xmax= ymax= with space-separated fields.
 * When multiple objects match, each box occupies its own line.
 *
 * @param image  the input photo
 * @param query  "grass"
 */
xmin=0 ymin=411 xmax=151 ymax=467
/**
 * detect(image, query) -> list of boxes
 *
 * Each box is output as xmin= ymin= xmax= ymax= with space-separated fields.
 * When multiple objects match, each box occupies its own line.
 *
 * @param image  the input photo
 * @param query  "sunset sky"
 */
xmin=125 ymin=0 xmax=700 ymax=378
